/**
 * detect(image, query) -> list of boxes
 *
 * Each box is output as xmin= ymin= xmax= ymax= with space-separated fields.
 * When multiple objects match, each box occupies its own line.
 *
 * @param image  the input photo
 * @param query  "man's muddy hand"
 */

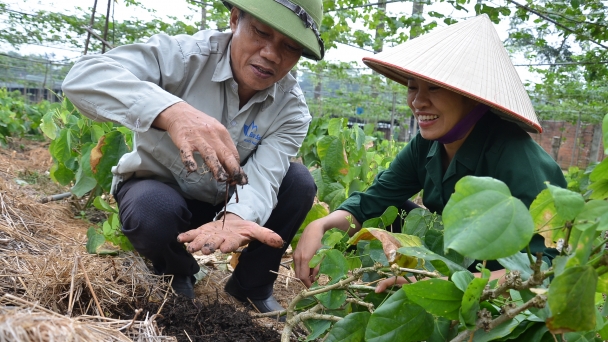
xmin=176 ymin=220 xmax=284 ymax=254
xmin=153 ymin=102 xmax=248 ymax=185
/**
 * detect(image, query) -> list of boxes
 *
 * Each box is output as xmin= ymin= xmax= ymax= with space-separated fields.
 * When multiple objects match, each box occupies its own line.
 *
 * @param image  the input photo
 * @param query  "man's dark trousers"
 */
xmin=115 ymin=162 xmax=316 ymax=300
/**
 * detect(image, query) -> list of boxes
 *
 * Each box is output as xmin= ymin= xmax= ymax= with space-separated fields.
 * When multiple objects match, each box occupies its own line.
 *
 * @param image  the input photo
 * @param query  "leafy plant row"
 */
xmin=40 ymin=97 xmax=133 ymax=252
xmin=282 ymin=114 xmax=608 ymax=341
xmin=0 ymin=88 xmax=50 ymax=145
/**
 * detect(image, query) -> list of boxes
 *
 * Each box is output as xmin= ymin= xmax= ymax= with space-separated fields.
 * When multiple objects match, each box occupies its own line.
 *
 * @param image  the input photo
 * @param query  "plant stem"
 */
xmin=526 ymin=245 xmax=534 ymax=265
xmin=397 ymin=267 xmax=441 ymax=278
xmin=348 ymin=284 xmax=396 ymax=294
xmin=281 ymin=312 xmax=342 ymax=342
xmin=560 ymin=221 xmax=573 ymax=256
xmin=591 ymin=236 xmax=608 ymax=255
xmin=83 ymin=185 xmax=98 ymax=209
xmin=450 ymin=295 xmax=547 ymax=342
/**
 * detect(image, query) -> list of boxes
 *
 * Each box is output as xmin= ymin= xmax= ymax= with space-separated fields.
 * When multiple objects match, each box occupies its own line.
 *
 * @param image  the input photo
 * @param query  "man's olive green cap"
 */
xmin=223 ymin=0 xmax=325 ymax=60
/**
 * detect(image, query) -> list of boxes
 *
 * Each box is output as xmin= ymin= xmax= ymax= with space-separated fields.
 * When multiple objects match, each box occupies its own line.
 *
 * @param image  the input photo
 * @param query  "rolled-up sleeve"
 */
xmin=62 ymin=33 xmax=188 ymax=132
xmin=224 ymin=92 xmax=311 ymax=225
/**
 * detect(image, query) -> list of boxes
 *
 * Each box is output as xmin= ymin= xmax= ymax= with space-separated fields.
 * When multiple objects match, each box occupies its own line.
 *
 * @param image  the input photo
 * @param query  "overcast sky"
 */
xmin=5 ymin=0 xmax=541 ymax=83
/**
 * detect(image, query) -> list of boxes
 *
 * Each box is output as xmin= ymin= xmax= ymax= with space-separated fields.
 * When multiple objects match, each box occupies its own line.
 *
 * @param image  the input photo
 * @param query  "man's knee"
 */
xmin=283 ymin=162 xmax=316 ymax=201
xmin=117 ymin=180 xmax=190 ymax=238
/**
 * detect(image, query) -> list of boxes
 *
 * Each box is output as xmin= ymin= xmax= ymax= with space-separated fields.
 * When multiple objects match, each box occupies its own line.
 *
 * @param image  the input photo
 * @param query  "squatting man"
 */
xmin=62 ymin=0 xmax=326 ymax=314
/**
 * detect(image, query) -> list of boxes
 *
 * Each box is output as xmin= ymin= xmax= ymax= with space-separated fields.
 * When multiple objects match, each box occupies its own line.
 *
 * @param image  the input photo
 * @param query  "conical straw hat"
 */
xmin=362 ymin=14 xmax=541 ymax=133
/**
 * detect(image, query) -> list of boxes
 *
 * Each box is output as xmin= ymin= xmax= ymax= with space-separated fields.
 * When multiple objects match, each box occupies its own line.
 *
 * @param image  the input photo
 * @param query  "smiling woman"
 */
xmin=405 ymin=78 xmax=479 ymax=161
xmin=293 ymin=13 xmax=567 ymax=290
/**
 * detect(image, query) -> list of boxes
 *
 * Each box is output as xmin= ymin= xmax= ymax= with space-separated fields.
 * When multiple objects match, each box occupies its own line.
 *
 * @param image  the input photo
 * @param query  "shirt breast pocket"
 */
xmin=152 ymin=132 xmax=205 ymax=183
xmin=236 ymin=142 xmax=257 ymax=166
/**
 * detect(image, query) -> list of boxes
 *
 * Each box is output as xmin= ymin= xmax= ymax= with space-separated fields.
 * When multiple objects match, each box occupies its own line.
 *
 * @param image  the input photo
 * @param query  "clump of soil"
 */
xmin=141 ymin=295 xmax=282 ymax=342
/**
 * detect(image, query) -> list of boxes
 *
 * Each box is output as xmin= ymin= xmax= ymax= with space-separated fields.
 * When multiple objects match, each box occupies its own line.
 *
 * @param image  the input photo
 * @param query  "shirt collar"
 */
xmin=212 ymin=41 xmax=277 ymax=107
xmin=452 ymin=113 xmax=493 ymax=171
xmin=425 ymin=113 xmax=493 ymax=172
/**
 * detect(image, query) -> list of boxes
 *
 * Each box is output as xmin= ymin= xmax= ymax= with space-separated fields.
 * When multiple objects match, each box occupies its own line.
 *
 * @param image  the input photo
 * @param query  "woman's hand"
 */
xmin=293 ymin=222 xmax=326 ymax=287
xmin=375 ymin=276 xmax=412 ymax=293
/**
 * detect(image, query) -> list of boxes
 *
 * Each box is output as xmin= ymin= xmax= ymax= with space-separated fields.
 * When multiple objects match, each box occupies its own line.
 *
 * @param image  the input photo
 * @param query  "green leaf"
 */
xmin=315 ymin=289 xmax=347 ymax=310
xmin=497 ymin=253 xmax=548 ymax=282
xmin=327 ymin=118 xmax=345 ymax=137
xmin=49 ymin=128 xmax=72 ymax=163
xmin=603 ymin=113 xmax=608 ymax=154
xmin=93 ymin=196 xmax=118 ymax=213
xmin=515 ymin=323 xmax=549 ymax=342
xmin=304 ymin=319 xmax=331 ymax=341
xmin=471 ymin=314 xmax=525 ymax=342
xmin=63 ymin=97 xmax=76 ymax=114
xmin=40 ymin=110 xmax=58 ymax=140
xmin=451 ymin=271 xmax=475 ymax=292
xmin=590 ymin=158 xmax=608 ymax=182
xmin=368 ymin=239 xmax=389 ymax=266
xmin=86 ymin=227 xmax=105 ymax=254
xmin=563 ymin=331 xmax=599 ymax=342
xmin=546 ymin=183 xmax=585 ymax=221
xmin=597 ymin=272 xmax=608 ymax=294
xmin=428 ymin=317 xmax=456 ymax=342
xmin=403 ymin=279 xmax=463 ymax=320
xmin=574 ymin=200 xmax=608 ymax=231
xmin=91 ymin=131 xmax=130 ymax=192
xmin=565 ymin=222 xmax=597 ymax=268
xmin=552 ymin=255 xmax=568 ymax=277
xmin=423 ymin=229 xmax=443 ymax=254
xmin=443 ymin=176 xmax=534 ymax=260
xmin=398 ymin=246 xmax=466 ymax=276
xmin=588 ymin=179 xmax=608 ymax=200
xmin=520 ymin=289 xmax=551 ymax=320
xmin=322 ymin=229 xmax=348 ymax=249
xmin=362 ymin=206 xmax=399 ymax=229
xmin=365 ymin=289 xmax=434 ymax=342
xmin=403 ymin=208 xmax=433 ymax=238
xmin=363 ymin=292 xmax=391 ymax=310
xmin=90 ymin=125 xmax=105 ymax=142
xmin=72 ymin=143 xmax=97 ymax=198
xmin=319 ymin=249 xmax=349 ymax=284
xmin=460 ymin=277 xmax=488 ymax=329
xmin=50 ymin=163 xmax=75 ymax=186
xmin=318 ymin=135 xmax=349 ymax=179
xmin=324 ymin=312 xmax=370 ymax=342
xmin=529 ymin=188 xmax=567 ymax=246
xmin=547 ymin=265 xmax=597 ymax=333
xmin=309 ymin=249 xmax=328 ymax=268
xmin=345 ymin=253 xmax=362 ymax=270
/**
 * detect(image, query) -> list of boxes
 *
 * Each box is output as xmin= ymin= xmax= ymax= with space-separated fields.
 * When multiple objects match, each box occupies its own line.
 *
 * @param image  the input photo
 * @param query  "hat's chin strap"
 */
xmin=435 ymin=103 xmax=490 ymax=144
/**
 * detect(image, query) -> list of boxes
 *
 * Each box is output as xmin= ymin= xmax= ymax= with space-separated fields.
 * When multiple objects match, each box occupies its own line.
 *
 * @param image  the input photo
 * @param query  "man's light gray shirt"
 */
xmin=62 ymin=30 xmax=311 ymax=225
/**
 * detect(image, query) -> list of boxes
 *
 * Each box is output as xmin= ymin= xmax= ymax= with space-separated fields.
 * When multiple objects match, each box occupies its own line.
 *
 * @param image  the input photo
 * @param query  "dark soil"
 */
xmin=140 ymin=295 xmax=283 ymax=342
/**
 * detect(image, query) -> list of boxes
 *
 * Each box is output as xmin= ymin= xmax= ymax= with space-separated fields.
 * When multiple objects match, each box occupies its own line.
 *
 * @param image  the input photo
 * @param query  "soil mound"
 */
xmin=143 ymin=295 xmax=281 ymax=342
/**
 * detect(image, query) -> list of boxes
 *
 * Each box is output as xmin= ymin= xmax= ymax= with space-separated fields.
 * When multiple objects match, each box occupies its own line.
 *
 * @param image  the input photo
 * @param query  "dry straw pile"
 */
xmin=0 ymin=152 xmax=176 ymax=341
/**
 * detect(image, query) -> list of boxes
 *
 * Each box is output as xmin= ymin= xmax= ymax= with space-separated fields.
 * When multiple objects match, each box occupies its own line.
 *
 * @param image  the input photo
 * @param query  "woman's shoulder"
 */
xmin=483 ymin=113 xmax=537 ymax=150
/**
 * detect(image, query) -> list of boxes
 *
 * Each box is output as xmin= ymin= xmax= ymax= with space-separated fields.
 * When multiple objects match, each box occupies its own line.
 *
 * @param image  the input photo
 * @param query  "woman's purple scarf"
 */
xmin=436 ymin=103 xmax=490 ymax=144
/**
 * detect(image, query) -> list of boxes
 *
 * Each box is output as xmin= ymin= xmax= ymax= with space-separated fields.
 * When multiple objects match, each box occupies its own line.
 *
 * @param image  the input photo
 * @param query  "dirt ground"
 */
xmin=0 ymin=137 xmax=309 ymax=342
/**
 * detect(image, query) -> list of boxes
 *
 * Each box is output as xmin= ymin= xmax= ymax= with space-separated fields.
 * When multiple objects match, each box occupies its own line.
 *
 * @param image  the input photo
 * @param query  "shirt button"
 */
xmin=231 ymin=120 xmax=237 ymax=126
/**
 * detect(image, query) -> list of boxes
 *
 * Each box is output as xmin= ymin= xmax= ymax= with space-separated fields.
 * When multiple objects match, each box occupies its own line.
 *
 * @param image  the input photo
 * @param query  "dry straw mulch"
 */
xmin=0 ymin=146 xmax=175 ymax=341
xmin=0 ymin=141 xmax=307 ymax=341
xmin=0 ymin=294 xmax=174 ymax=341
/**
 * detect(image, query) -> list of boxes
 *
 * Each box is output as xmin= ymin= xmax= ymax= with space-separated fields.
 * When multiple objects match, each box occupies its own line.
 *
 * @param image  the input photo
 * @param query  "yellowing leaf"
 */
xmin=348 ymin=228 xmax=421 ymax=268
xmin=90 ymin=135 xmax=105 ymax=174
